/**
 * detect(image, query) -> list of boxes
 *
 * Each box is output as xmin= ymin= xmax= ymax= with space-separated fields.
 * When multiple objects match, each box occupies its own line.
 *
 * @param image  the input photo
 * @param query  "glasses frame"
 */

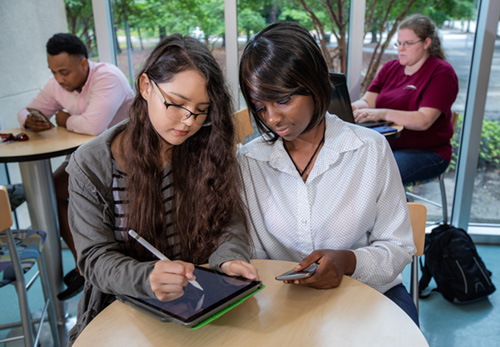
xmin=149 ymin=78 xmax=211 ymax=127
xmin=393 ymin=39 xmax=424 ymax=49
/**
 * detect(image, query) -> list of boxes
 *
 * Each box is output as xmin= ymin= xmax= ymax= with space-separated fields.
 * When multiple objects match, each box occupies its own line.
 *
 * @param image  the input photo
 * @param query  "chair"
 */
xmin=407 ymin=202 xmax=427 ymax=313
xmin=1 ymin=163 xmax=24 ymax=228
xmin=405 ymin=112 xmax=459 ymax=224
xmin=0 ymin=186 xmax=59 ymax=346
xmin=234 ymin=108 xmax=255 ymax=147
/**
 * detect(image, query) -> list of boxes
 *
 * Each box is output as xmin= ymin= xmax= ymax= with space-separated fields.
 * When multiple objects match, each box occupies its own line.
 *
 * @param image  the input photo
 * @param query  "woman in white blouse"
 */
xmin=238 ymin=22 xmax=419 ymax=326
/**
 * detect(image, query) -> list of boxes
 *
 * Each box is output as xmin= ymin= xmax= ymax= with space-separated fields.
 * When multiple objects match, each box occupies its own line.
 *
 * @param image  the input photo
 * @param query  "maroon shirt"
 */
xmin=368 ymin=56 xmax=458 ymax=161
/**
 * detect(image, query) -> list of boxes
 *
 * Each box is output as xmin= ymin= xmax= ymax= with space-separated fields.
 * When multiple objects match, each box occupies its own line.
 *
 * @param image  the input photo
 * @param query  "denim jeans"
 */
xmin=384 ymin=283 xmax=419 ymax=327
xmin=393 ymin=149 xmax=449 ymax=186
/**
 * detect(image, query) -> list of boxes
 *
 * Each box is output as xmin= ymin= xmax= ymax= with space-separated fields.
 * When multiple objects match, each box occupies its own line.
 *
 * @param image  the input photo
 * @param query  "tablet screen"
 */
xmin=130 ymin=266 xmax=261 ymax=324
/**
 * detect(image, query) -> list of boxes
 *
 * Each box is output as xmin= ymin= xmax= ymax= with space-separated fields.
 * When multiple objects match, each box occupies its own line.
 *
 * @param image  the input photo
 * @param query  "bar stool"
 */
xmin=0 ymin=185 xmax=59 ymax=347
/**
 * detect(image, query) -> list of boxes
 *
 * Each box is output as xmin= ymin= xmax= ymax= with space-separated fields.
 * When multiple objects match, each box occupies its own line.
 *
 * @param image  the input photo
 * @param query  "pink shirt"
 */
xmin=18 ymin=61 xmax=134 ymax=136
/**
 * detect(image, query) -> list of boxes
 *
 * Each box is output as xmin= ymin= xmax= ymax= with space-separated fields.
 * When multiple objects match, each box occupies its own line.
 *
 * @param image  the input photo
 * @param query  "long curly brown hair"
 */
xmin=121 ymin=34 xmax=248 ymax=264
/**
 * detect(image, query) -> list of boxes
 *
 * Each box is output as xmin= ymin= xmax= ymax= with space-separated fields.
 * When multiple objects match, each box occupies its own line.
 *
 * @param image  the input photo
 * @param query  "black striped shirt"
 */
xmin=111 ymin=160 xmax=181 ymax=259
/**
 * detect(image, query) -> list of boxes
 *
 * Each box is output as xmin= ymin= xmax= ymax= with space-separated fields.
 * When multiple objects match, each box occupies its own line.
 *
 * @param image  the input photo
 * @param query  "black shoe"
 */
xmin=63 ymin=268 xmax=80 ymax=286
xmin=58 ymin=273 xmax=84 ymax=301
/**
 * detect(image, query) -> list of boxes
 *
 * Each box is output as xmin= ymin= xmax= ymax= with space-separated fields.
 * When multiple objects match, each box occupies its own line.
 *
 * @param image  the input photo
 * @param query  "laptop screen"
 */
xmin=327 ymin=73 xmax=394 ymax=129
xmin=328 ymin=72 xmax=355 ymax=123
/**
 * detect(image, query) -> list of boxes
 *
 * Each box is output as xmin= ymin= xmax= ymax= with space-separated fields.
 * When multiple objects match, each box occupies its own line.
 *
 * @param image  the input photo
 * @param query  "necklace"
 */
xmin=283 ymin=134 xmax=325 ymax=177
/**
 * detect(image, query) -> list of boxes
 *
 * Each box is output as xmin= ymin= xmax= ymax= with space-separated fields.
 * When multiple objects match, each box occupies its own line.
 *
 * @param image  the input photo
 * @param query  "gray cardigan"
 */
xmin=66 ymin=121 xmax=250 ymax=344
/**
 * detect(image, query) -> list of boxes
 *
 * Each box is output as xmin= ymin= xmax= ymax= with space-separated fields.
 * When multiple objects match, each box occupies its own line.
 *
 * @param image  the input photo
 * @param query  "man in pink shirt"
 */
xmin=18 ymin=34 xmax=133 ymax=134
xmin=17 ymin=33 xmax=134 ymax=300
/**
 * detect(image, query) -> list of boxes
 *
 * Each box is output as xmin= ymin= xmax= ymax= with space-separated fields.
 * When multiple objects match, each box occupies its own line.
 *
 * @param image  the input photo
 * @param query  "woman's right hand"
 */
xmin=149 ymin=260 xmax=196 ymax=301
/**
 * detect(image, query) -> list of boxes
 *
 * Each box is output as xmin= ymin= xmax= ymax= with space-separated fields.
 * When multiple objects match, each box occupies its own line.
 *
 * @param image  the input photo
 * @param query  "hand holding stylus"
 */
xmin=128 ymin=230 xmax=204 ymax=291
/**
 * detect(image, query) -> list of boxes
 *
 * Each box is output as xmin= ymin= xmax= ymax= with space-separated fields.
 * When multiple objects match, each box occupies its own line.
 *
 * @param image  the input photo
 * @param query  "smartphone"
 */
xmin=275 ymin=263 xmax=319 ymax=281
xmin=27 ymin=107 xmax=55 ymax=127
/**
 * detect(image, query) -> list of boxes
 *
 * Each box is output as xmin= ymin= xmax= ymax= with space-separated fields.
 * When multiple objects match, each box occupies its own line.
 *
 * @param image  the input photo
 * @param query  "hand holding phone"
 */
xmin=275 ymin=263 xmax=319 ymax=281
xmin=26 ymin=108 xmax=54 ymax=131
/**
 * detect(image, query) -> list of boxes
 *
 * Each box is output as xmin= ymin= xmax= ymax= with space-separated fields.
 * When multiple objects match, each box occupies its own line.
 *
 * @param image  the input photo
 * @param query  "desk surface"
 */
xmin=74 ymin=259 xmax=428 ymax=347
xmin=0 ymin=127 xmax=95 ymax=163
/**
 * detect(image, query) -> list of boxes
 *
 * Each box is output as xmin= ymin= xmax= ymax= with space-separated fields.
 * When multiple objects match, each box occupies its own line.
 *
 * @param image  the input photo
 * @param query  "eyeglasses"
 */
xmin=393 ymin=39 xmax=424 ymax=49
xmin=150 ymin=78 xmax=211 ymax=127
xmin=1 ymin=132 xmax=29 ymax=143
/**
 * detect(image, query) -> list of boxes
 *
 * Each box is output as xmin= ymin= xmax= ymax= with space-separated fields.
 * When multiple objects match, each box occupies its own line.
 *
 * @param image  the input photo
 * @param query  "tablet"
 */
xmin=27 ymin=107 xmax=55 ymax=128
xmin=116 ymin=266 xmax=263 ymax=329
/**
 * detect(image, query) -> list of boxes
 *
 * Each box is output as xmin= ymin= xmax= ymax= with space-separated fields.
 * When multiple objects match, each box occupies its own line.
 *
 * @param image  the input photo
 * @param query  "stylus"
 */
xmin=128 ymin=229 xmax=204 ymax=291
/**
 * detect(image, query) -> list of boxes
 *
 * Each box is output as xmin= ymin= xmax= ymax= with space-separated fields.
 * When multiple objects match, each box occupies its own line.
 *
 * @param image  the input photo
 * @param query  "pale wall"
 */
xmin=0 ymin=0 xmax=68 ymax=130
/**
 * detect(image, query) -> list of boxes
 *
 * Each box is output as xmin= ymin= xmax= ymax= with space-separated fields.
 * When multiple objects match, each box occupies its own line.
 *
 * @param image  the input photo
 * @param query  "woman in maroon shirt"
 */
xmin=351 ymin=14 xmax=458 ymax=185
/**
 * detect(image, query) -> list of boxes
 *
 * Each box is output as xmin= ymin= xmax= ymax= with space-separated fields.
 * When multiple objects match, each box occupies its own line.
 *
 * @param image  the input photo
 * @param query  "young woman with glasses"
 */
xmin=238 ymin=22 xmax=418 ymax=326
xmin=66 ymin=34 xmax=258 ymax=343
xmin=351 ymin=14 xmax=459 ymax=185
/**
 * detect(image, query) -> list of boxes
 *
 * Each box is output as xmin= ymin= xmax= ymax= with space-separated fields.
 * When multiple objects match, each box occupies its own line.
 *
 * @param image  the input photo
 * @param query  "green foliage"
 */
xmin=279 ymin=8 xmax=313 ymax=28
xmin=238 ymin=8 xmax=267 ymax=40
xmin=478 ymin=119 xmax=500 ymax=170
xmin=65 ymin=0 xmax=481 ymax=87
xmin=447 ymin=0 xmax=477 ymax=21
xmin=450 ymin=114 xmax=500 ymax=172
xmin=65 ymin=0 xmax=96 ymax=56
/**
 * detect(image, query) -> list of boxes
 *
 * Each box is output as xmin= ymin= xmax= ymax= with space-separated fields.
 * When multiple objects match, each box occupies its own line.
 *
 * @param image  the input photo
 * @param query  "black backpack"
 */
xmin=419 ymin=224 xmax=496 ymax=304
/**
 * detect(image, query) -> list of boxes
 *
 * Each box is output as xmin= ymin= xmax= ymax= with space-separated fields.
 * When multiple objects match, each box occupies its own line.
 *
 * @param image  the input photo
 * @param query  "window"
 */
xmin=469 ymin=20 xmax=500 ymax=226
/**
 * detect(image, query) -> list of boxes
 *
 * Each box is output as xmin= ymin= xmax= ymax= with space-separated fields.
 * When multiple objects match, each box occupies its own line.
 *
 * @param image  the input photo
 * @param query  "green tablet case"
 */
xmin=190 ymin=284 xmax=265 ymax=330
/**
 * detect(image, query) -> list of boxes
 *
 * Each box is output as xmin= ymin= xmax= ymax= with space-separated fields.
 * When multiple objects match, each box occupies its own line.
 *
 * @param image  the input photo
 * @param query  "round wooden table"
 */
xmin=74 ymin=259 xmax=428 ymax=346
xmin=0 ymin=127 xmax=94 ymax=326
xmin=0 ymin=127 xmax=94 ymax=162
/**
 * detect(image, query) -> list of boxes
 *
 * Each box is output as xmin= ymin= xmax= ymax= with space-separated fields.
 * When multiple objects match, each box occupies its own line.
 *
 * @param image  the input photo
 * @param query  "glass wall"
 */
xmin=65 ymin=1 xmax=97 ymax=57
xmin=236 ymin=1 xmax=352 ymax=141
xmin=65 ymin=0 xmax=228 ymax=85
xmin=67 ymin=0 xmax=499 ymax=230
xmin=353 ymin=1 xmax=480 ymax=223
xmin=399 ymin=17 xmax=477 ymax=223
xmin=109 ymin=0 xmax=227 ymax=85
xmin=469 ymin=20 xmax=500 ymax=225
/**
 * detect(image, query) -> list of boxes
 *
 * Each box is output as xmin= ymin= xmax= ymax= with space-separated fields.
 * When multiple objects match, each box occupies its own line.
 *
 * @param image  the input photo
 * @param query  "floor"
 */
xmin=0 ymin=250 xmax=80 ymax=346
xmin=0 ymin=246 xmax=498 ymax=346
xmin=405 ymin=244 xmax=499 ymax=346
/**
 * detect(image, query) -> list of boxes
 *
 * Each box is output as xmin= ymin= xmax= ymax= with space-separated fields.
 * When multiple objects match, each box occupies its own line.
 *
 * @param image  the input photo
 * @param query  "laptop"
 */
xmin=328 ymin=72 xmax=394 ymax=129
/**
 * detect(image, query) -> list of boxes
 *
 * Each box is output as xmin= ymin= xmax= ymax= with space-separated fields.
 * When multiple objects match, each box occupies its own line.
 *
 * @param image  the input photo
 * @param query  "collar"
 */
xmin=240 ymin=113 xmax=366 ymax=179
xmin=76 ymin=60 xmax=96 ymax=95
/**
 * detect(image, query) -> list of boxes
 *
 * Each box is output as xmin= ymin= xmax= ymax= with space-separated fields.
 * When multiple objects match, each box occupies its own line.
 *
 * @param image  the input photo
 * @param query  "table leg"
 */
xmin=19 ymin=160 xmax=67 ymax=326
